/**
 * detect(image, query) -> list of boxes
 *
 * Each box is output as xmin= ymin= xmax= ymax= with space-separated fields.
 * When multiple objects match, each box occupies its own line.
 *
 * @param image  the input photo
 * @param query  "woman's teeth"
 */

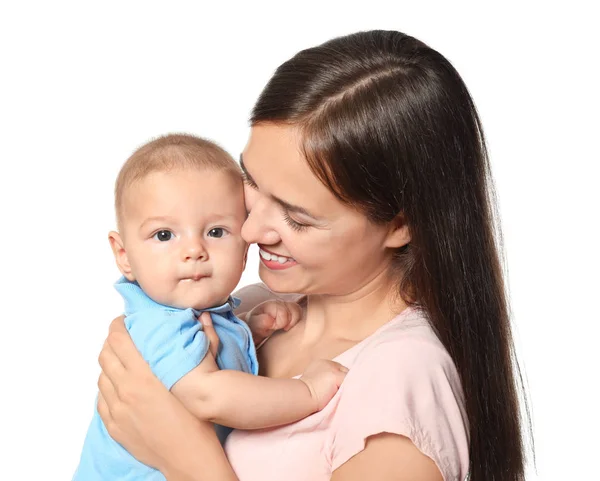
xmin=259 ymin=249 xmax=293 ymax=264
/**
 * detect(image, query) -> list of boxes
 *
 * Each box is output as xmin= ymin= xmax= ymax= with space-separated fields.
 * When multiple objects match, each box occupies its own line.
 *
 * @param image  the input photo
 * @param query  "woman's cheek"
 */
xmin=279 ymin=231 xmax=304 ymax=260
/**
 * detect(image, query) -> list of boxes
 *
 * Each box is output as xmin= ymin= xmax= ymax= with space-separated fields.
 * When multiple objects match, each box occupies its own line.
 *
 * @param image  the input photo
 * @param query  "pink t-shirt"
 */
xmin=224 ymin=306 xmax=470 ymax=481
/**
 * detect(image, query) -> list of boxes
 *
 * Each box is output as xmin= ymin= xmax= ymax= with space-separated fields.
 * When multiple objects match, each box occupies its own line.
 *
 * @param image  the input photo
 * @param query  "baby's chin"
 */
xmin=168 ymin=293 xmax=230 ymax=311
xmin=143 ymin=277 xmax=235 ymax=311
xmin=190 ymin=297 xmax=230 ymax=311
xmin=157 ymin=279 xmax=229 ymax=311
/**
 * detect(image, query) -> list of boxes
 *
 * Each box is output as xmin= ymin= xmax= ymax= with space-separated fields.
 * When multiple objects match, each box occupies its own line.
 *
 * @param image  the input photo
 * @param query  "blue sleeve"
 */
xmin=125 ymin=308 xmax=210 ymax=390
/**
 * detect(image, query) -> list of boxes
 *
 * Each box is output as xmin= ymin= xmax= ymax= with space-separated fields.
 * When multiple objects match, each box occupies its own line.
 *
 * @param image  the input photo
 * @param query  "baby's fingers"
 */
xmin=284 ymin=302 xmax=303 ymax=331
xmin=329 ymin=361 xmax=349 ymax=373
xmin=332 ymin=365 xmax=349 ymax=387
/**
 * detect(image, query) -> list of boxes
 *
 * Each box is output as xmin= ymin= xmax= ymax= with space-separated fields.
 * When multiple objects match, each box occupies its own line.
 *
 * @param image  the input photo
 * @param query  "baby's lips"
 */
xmin=180 ymin=273 xmax=209 ymax=281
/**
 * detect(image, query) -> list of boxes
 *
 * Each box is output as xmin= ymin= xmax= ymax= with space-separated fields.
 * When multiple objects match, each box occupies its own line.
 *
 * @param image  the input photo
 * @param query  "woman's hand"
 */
xmin=97 ymin=315 xmax=218 ymax=474
xmin=198 ymin=312 xmax=220 ymax=357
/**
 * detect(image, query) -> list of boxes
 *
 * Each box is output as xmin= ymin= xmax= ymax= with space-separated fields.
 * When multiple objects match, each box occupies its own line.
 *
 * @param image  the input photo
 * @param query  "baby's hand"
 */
xmin=300 ymin=360 xmax=348 ymax=411
xmin=246 ymin=300 xmax=303 ymax=346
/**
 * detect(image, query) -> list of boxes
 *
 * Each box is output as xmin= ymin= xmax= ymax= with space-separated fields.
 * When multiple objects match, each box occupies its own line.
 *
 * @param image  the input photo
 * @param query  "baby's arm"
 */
xmin=171 ymin=355 xmax=347 ymax=430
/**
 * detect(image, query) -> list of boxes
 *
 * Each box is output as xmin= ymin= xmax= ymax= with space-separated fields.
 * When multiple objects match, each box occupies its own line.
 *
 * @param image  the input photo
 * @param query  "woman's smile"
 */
xmin=258 ymin=246 xmax=298 ymax=270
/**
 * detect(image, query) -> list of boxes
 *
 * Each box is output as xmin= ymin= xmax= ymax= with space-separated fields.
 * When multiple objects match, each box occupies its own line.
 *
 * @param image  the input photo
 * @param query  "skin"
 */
xmin=98 ymin=124 xmax=443 ymax=480
xmin=109 ymin=168 xmax=248 ymax=310
xmin=104 ymin=165 xmax=347 ymax=431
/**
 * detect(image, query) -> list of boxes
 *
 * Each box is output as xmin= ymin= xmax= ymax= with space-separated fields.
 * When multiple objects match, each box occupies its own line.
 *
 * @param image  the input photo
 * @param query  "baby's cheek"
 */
xmin=222 ymin=253 xmax=246 ymax=288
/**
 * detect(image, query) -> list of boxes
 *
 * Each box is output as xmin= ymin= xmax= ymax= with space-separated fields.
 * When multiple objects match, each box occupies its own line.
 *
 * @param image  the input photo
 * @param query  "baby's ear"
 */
xmin=108 ymin=231 xmax=135 ymax=281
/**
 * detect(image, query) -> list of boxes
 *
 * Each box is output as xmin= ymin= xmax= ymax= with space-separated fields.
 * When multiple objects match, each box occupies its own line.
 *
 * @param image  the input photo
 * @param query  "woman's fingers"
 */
xmin=98 ymin=316 xmax=129 ymax=382
xmin=107 ymin=314 xmax=148 ymax=372
xmin=98 ymin=338 xmax=126 ymax=383
xmin=98 ymin=371 xmax=118 ymax=409
xmin=97 ymin=392 xmax=124 ymax=444
xmin=106 ymin=326 xmax=147 ymax=372
xmin=97 ymin=392 xmax=110 ymax=423
xmin=109 ymin=315 xmax=127 ymax=334
xmin=97 ymin=392 xmax=113 ymax=430
xmin=199 ymin=312 xmax=220 ymax=358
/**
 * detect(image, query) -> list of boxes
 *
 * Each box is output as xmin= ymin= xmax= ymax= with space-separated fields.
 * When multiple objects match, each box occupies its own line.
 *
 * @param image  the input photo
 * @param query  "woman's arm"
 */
xmin=330 ymin=433 xmax=443 ymax=481
xmin=97 ymin=316 xmax=238 ymax=481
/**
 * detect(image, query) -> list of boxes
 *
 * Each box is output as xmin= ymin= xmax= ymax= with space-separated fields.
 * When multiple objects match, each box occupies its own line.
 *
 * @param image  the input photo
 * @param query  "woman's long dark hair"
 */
xmin=251 ymin=30 xmax=531 ymax=481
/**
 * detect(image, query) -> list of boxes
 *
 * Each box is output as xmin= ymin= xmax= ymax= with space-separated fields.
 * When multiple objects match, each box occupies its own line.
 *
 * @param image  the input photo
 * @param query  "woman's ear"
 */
xmin=384 ymin=213 xmax=411 ymax=249
xmin=108 ymin=231 xmax=136 ymax=281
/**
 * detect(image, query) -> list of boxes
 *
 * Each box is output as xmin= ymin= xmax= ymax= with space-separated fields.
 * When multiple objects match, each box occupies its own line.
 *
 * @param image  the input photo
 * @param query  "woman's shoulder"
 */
xmin=329 ymin=306 xmax=470 ymax=480
xmin=339 ymin=307 xmax=465 ymax=409
xmin=347 ymin=306 xmax=455 ymax=370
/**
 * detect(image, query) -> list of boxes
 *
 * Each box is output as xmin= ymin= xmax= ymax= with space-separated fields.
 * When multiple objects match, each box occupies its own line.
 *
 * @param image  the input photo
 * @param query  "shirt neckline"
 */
xmin=288 ymin=305 xmax=416 ymax=379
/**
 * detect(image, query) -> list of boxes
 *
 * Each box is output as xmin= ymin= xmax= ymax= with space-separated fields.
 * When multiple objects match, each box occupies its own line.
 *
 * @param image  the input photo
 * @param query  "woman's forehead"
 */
xmin=242 ymin=124 xmax=304 ymax=172
xmin=241 ymin=124 xmax=339 ymax=214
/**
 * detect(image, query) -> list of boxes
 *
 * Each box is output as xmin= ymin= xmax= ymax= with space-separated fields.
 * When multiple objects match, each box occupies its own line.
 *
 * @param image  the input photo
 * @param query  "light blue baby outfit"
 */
xmin=72 ymin=277 xmax=258 ymax=481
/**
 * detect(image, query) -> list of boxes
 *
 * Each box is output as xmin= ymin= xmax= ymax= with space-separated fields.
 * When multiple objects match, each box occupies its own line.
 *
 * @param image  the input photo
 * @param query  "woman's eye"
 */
xmin=242 ymin=173 xmax=258 ymax=189
xmin=283 ymin=212 xmax=310 ymax=232
xmin=154 ymin=230 xmax=173 ymax=242
xmin=208 ymin=227 xmax=227 ymax=238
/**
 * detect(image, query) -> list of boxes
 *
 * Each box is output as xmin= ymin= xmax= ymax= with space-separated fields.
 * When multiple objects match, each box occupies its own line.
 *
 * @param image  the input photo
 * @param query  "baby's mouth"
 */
xmin=181 ymin=274 xmax=209 ymax=281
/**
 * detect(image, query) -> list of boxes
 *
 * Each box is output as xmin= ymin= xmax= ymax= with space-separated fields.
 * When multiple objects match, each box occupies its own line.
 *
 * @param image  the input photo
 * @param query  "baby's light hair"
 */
xmin=115 ymin=133 xmax=241 ymax=230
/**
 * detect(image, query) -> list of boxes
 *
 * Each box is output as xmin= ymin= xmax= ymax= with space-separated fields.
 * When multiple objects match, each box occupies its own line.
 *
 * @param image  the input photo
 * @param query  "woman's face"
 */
xmin=241 ymin=123 xmax=400 ymax=296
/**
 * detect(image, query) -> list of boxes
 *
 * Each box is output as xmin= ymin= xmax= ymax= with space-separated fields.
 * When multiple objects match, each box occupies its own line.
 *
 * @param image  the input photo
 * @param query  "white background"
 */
xmin=1 ymin=1 xmax=598 ymax=480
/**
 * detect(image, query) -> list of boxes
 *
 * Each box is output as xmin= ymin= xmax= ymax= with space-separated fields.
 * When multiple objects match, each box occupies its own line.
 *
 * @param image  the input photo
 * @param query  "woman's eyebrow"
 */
xmin=239 ymin=154 xmax=320 ymax=220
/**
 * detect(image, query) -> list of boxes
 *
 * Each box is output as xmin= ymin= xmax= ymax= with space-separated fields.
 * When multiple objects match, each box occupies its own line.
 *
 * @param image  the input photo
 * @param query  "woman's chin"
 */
xmin=258 ymin=265 xmax=304 ymax=294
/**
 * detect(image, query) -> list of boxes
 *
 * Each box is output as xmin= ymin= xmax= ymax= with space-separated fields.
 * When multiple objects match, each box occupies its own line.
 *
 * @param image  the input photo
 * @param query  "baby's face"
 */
xmin=119 ymin=168 xmax=247 ymax=310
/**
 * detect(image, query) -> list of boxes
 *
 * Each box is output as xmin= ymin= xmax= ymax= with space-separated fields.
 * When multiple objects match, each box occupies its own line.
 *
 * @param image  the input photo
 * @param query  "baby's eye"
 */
xmin=153 ymin=230 xmax=173 ymax=242
xmin=207 ymin=227 xmax=227 ymax=238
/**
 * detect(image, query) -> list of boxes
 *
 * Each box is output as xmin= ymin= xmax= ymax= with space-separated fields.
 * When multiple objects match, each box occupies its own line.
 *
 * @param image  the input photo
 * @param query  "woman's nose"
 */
xmin=241 ymin=200 xmax=281 ymax=246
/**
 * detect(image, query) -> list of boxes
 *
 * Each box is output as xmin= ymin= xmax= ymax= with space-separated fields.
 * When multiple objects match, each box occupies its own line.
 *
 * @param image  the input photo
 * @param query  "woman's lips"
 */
xmin=258 ymin=246 xmax=297 ymax=270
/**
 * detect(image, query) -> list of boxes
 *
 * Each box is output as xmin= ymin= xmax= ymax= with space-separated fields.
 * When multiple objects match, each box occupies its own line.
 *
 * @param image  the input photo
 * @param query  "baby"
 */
xmin=73 ymin=134 xmax=347 ymax=481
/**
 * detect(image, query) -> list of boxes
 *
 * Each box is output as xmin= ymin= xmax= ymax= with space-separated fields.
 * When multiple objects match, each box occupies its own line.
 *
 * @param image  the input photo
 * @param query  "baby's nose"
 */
xmin=182 ymin=240 xmax=208 ymax=261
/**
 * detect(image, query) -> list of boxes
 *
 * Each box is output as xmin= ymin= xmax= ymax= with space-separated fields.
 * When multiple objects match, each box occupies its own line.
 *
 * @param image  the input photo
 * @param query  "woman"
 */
xmin=97 ymin=30 xmax=529 ymax=481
